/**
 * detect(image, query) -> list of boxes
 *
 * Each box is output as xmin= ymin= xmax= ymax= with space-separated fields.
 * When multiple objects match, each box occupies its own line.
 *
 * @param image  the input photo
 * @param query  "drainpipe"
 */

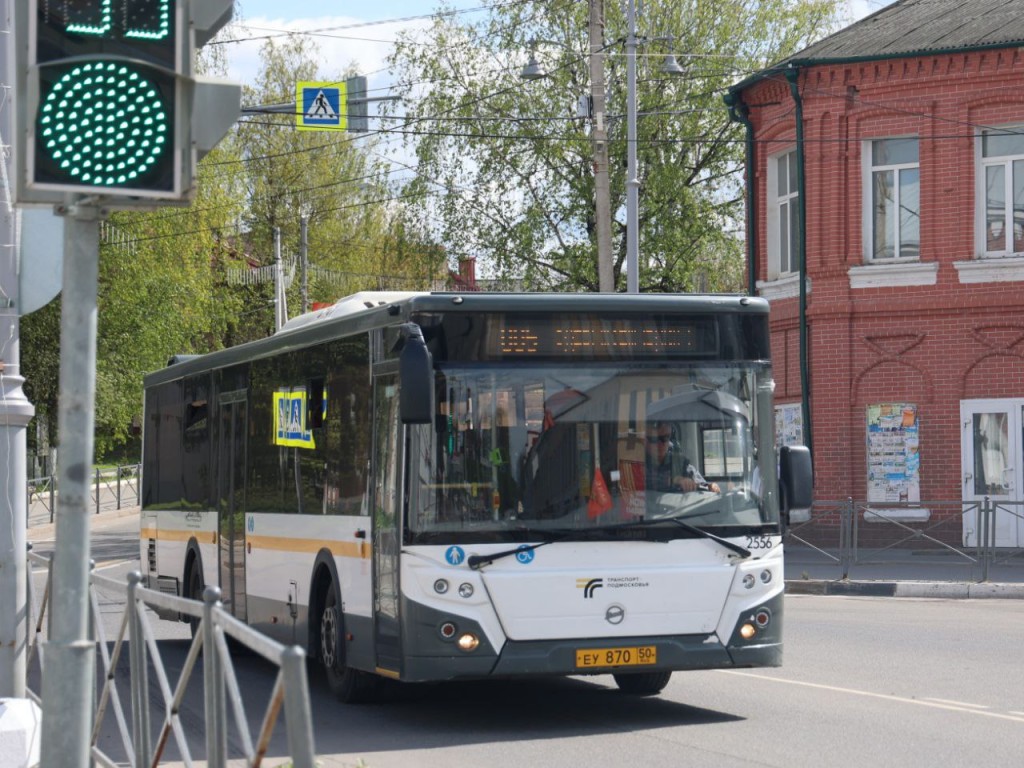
xmin=724 ymin=92 xmax=757 ymax=296
xmin=785 ymin=66 xmax=812 ymax=456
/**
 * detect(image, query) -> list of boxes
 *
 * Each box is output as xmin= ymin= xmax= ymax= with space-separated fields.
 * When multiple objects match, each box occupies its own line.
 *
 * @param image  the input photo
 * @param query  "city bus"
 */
xmin=140 ymin=291 xmax=812 ymax=702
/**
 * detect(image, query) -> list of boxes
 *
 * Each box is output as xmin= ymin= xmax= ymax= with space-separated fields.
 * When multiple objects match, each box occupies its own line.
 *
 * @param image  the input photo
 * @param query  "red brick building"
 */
xmin=726 ymin=0 xmax=1024 ymax=547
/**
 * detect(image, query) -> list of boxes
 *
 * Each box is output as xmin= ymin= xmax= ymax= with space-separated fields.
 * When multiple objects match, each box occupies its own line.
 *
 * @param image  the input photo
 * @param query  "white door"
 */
xmin=961 ymin=399 xmax=1024 ymax=547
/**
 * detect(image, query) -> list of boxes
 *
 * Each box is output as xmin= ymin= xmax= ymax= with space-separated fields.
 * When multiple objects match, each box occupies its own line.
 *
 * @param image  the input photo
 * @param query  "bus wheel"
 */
xmin=185 ymin=560 xmax=203 ymax=639
xmin=613 ymin=670 xmax=672 ymax=696
xmin=320 ymin=581 xmax=375 ymax=703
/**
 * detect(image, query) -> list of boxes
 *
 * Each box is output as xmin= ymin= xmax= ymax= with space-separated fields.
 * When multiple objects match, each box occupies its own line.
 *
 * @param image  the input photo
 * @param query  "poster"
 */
xmin=866 ymin=403 xmax=919 ymax=503
xmin=774 ymin=403 xmax=804 ymax=448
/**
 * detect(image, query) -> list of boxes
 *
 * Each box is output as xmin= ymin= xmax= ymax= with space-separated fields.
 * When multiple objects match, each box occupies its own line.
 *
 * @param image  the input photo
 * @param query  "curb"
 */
xmin=786 ymin=579 xmax=1024 ymax=599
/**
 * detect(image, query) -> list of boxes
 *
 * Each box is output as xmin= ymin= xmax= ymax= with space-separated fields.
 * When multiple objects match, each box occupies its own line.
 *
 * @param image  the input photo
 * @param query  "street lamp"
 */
xmin=625 ymin=0 xmax=683 ymax=292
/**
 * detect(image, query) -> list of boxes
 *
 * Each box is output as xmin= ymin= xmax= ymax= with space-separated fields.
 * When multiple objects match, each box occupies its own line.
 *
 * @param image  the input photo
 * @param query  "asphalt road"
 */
xmin=28 ymin=521 xmax=1024 ymax=768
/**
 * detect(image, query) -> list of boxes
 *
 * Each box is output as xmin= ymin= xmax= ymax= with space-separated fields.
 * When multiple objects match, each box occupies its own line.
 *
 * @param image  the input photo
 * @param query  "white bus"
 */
xmin=140 ymin=291 xmax=812 ymax=701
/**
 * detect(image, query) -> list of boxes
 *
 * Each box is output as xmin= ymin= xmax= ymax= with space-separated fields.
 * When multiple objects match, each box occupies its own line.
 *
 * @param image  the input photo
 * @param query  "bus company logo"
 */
xmin=445 ymin=546 xmax=466 ymax=566
xmin=577 ymin=578 xmax=603 ymax=598
xmin=247 ymin=515 xmax=255 ymax=533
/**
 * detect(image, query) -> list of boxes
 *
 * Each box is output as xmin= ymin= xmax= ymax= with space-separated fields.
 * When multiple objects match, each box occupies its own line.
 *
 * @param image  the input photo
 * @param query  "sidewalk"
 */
xmin=26 ymin=503 xmax=141 ymax=542
xmin=784 ymin=544 xmax=1024 ymax=599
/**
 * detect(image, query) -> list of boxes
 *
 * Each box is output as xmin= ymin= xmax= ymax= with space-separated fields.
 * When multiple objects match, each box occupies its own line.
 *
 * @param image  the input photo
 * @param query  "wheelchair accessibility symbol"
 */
xmin=515 ymin=545 xmax=535 ymax=564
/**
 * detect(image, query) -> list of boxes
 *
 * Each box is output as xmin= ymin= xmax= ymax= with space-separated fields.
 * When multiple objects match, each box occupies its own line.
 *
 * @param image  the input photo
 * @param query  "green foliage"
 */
xmin=386 ymin=0 xmax=843 ymax=291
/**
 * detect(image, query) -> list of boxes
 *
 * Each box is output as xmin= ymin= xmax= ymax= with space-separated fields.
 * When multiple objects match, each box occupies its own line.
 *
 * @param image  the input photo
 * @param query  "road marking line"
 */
xmin=94 ymin=560 xmax=133 ymax=571
xmin=716 ymin=670 xmax=1024 ymax=723
xmin=923 ymin=697 xmax=989 ymax=709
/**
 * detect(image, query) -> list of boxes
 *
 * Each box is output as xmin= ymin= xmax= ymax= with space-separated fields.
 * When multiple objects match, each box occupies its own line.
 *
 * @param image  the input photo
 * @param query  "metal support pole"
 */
xmin=300 ymin=214 xmax=309 ymax=313
xmin=280 ymin=646 xmax=317 ymax=768
xmin=0 ymin=3 xmax=37 ymax=698
xmin=624 ymin=0 xmax=640 ymax=293
xmin=588 ymin=0 xmax=614 ymax=292
xmin=204 ymin=585 xmax=227 ymax=768
xmin=95 ymin=466 xmax=100 ymax=515
xmin=128 ymin=571 xmax=151 ymax=767
xmin=40 ymin=199 xmax=103 ymax=768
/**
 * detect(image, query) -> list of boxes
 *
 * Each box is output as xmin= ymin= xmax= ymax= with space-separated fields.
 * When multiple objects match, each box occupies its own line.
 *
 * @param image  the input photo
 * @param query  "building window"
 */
xmin=865 ymin=138 xmax=919 ymax=261
xmin=767 ymin=148 xmax=799 ymax=279
xmin=979 ymin=127 xmax=1024 ymax=257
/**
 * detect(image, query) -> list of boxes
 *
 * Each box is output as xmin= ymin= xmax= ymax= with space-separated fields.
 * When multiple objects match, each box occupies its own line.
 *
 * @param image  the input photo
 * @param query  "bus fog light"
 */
xmin=433 ymin=579 xmax=449 ymax=595
xmin=760 ymin=569 xmax=772 ymax=584
xmin=754 ymin=609 xmax=771 ymax=628
xmin=439 ymin=621 xmax=457 ymax=639
xmin=742 ymin=574 xmax=755 ymax=589
xmin=739 ymin=623 xmax=756 ymax=640
xmin=457 ymin=633 xmax=479 ymax=651
xmin=458 ymin=582 xmax=474 ymax=598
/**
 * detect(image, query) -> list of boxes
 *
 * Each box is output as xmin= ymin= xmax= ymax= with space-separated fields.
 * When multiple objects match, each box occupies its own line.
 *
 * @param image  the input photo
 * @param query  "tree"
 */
xmin=236 ymin=36 xmax=448 ymax=312
xmin=385 ymin=0 xmax=843 ymax=291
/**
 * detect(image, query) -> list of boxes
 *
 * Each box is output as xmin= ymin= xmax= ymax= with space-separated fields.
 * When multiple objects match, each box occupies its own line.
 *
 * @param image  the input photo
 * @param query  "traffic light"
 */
xmin=11 ymin=0 xmax=240 ymax=207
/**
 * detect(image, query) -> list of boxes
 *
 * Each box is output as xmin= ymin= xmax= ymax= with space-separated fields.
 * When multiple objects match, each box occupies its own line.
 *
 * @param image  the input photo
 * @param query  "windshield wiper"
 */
xmin=467 ymin=517 xmax=750 ymax=569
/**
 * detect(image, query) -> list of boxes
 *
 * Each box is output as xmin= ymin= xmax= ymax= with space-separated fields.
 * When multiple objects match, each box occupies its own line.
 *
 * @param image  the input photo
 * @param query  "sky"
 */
xmin=223 ymin=0 xmax=900 ymax=100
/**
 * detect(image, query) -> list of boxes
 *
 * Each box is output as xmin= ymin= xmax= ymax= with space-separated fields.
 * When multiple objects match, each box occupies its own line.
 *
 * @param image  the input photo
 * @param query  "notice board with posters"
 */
xmin=866 ymin=404 xmax=920 ymax=503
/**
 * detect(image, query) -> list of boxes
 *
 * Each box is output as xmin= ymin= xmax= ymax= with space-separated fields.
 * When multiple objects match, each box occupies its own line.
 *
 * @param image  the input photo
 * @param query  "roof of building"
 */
xmin=733 ymin=0 xmax=1024 ymax=91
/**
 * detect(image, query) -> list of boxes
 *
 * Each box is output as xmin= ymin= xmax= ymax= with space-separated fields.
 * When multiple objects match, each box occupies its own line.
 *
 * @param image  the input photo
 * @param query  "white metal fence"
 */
xmin=26 ymin=551 xmax=317 ymax=767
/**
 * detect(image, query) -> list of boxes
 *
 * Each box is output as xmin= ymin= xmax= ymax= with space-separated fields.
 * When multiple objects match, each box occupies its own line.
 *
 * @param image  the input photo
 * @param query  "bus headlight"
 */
xmin=433 ymin=579 xmax=449 ymax=594
xmin=457 ymin=633 xmax=480 ymax=652
xmin=739 ymin=623 xmax=757 ymax=640
xmin=458 ymin=582 xmax=474 ymax=598
xmin=742 ymin=574 xmax=756 ymax=589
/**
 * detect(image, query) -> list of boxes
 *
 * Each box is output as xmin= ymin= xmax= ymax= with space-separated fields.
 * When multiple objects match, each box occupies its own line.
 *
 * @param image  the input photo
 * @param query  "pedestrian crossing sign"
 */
xmin=296 ymin=81 xmax=347 ymax=131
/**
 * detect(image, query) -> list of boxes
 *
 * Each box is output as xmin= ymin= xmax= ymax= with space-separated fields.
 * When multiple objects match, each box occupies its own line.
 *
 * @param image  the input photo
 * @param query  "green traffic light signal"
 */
xmin=30 ymin=0 xmax=179 ymax=194
xmin=13 ymin=0 xmax=240 ymax=207
xmin=36 ymin=60 xmax=174 ymax=190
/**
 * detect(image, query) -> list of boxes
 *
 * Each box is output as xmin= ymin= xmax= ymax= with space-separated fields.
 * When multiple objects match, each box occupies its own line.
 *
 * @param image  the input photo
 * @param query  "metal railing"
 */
xmin=785 ymin=497 xmax=1024 ymax=582
xmin=26 ymin=550 xmax=317 ymax=767
xmin=27 ymin=463 xmax=141 ymax=524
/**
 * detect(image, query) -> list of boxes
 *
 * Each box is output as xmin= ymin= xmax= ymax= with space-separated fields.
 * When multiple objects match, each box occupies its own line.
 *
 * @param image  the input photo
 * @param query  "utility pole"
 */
xmin=589 ymin=0 xmax=614 ymax=292
xmin=625 ymin=0 xmax=640 ymax=293
xmin=0 ymin=8 xmax=35 ymax=698
xmin=300 ymin=214 xmax=309 ymax=313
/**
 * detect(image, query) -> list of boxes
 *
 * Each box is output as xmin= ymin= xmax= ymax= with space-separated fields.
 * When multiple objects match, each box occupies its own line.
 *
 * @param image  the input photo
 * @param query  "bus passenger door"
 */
xmin=217 ymin=391 xmax=248 ymax=620
xmin=372 ymin=374 xmax=402 ymax=671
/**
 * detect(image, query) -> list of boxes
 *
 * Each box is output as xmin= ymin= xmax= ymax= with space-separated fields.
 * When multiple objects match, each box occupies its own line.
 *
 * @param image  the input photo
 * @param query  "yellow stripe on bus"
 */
xmin=139 ymin=529 xmax=370 ymax=559
xmin=139 ymin=528 xmax=217 ymax=544
xmin=247 ymin=535 xmax=370 ymax=559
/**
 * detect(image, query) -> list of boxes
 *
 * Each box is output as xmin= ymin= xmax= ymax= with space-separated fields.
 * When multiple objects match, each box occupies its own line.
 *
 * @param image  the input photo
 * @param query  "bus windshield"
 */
xmin=407 ymin=363 xmax=778 ymax=542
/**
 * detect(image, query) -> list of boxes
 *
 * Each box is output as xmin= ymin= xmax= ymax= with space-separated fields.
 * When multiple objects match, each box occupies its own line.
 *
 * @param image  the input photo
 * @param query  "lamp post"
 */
xmin=625 ymin=0 xmax=640 ymax=293
xmin=625 ymin=0 xmax=683 ymax=293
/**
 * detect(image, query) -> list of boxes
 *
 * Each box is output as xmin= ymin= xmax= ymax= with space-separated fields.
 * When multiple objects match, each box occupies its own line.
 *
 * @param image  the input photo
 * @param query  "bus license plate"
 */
xmin=575 ymin=646 xmax=657 ymax=669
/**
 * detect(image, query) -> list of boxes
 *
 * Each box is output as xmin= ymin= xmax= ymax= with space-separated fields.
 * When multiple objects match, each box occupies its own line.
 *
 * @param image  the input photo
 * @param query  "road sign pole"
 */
xmin=0 ymin=1 xmax=37 ymax=700
xmin=39 ymin=199 xmax=103 ymax=768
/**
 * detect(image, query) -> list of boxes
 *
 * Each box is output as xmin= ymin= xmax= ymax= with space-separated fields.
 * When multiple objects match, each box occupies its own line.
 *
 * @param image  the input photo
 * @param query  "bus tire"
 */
xmin=613 ymin=670 xmax=672 ymax=696
xmin=320 ymin=580 xmax=375 ymax=703
xmin=184 ymin=552 xmax=204 ymax=639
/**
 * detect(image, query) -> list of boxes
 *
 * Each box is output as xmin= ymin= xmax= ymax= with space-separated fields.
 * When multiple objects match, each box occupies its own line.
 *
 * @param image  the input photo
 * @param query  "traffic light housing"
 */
xmin=11 ymin=0 xmax=240 ymax=207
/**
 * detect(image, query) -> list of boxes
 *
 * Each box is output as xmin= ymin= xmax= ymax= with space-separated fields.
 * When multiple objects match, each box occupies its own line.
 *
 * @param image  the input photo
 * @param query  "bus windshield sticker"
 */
xmin=274 ymin=388 xmax=317 ymax=449
xmin=445 ymin=546 xmax=465 ymax=565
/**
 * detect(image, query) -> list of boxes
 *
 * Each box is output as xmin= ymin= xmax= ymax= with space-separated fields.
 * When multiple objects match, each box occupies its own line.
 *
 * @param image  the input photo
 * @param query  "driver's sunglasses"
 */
xmin=646 ymin=434 xmax=671 ymax=444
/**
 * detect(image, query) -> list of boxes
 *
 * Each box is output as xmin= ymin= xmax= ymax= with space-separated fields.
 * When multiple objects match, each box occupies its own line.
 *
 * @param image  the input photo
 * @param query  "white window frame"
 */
xmin=766 ymin=148 xmax=799 ymax=280
xmin=862 ymin=137 xmax=920 ymax=263
xmin=976 ymin=125 xmax=1024 ymax=258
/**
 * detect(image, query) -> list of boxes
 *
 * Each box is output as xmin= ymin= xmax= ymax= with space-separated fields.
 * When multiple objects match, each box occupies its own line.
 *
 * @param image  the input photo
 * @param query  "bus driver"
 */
xmin=645 ymin=421 xmax=721 ymax=494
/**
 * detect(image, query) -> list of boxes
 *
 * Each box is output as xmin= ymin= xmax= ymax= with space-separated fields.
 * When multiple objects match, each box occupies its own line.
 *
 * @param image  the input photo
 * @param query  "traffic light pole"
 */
xmin=0 ymin=4 xmax=36 ymax=700
xmin=40 ymin=199 xmax=103 ymax=768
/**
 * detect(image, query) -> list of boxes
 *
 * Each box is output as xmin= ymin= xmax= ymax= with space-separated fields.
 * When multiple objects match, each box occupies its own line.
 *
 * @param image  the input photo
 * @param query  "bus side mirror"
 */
xmin=398 ymin=323 xmax=434 ymax=424
xmin=779 ymin=445 xmax=813 ymax=517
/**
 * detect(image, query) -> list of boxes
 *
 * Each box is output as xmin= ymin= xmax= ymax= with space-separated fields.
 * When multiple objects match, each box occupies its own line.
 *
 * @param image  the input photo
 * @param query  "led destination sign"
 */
xmin=488 ymin=315 xmax=718 ymax=359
